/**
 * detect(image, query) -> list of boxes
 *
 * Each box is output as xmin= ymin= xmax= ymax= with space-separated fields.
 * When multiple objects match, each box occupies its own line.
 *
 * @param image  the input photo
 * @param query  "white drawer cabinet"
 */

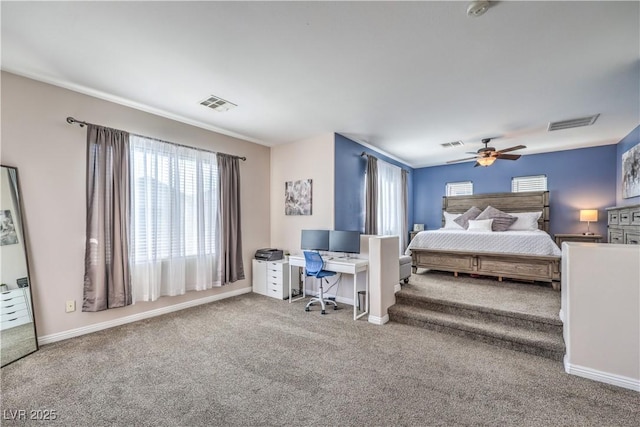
xmin=1 ymin=288 xmax=32 ymax=330
xmin=252 ymin=259 xmax=289 ymax=300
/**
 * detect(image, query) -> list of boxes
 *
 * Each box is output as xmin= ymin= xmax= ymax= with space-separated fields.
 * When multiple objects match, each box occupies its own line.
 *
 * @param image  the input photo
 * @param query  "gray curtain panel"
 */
xmin=401 ymin=169 xmax=409 ymax=251
xmin=364 ymin=155 xmax=378 ymax=235
xmin=83 ymin=125 xmax=132 ymax=312
xmin=218 ymin=154 xmax=245 ymax=283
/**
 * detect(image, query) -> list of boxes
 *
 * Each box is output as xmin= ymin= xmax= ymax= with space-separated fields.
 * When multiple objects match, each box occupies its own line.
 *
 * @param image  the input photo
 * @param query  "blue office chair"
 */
xmin=303 ymin=251 xmax=338 ymax=314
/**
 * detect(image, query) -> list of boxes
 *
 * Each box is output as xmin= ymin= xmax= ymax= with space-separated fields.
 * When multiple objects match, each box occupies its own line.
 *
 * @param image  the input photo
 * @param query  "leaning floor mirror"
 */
xmin=1 ymin=165 xmax=38 ymax=367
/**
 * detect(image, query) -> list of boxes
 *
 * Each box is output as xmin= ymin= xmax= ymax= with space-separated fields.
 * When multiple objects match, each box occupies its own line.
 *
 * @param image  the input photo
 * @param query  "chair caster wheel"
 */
xmin=321 ymin=310 xmax=326 ymax=314
xmin=334 ymin=305 xmax=338 ymax=310
xmin=305 ymin=307 xmax=310 ymax=312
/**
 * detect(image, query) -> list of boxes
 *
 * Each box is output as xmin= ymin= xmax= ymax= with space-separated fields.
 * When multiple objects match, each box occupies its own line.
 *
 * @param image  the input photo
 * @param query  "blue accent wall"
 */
xmin=616 ymin=125 xmax=640 ymax=206
xmin=413 ymin=145 xmax=617 ymax=239
xmin=334 ymin=133 xmax=414 ymax=232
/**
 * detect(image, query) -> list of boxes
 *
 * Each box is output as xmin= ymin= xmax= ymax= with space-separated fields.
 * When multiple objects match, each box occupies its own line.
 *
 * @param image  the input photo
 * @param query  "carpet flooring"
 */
xmin=1 ymin=289 xmax=638 ymax=426
xmin=403 ymin=270 xmax=561 ymax=321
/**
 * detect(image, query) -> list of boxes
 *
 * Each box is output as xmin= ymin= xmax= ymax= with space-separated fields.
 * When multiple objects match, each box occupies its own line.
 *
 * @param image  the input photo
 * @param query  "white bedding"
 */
xmin=406 ymin=229 xmax=562 ymax=257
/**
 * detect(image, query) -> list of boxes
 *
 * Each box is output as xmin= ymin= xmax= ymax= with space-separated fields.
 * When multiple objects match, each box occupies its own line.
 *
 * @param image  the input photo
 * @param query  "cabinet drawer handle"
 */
xmin=6 ymin=318 xmax=18 ymax=322
xmin=5 ymin=311 xmax=16 ymax=315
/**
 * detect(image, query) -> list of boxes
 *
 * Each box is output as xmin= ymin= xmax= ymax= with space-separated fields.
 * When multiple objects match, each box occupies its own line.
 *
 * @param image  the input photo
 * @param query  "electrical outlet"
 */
xmin=65 ymin=300 xmax=76 ymax=313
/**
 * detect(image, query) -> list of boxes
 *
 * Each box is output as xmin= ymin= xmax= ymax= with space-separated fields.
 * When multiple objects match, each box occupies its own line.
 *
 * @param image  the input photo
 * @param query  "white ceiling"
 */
xmin=2 ymin=1 xmax=639 ymax=168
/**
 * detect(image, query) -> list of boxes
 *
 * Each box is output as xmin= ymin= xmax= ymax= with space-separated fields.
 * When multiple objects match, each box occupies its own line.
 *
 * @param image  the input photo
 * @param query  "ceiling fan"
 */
xmin=447 ymin=138 xmax=527 ymax=167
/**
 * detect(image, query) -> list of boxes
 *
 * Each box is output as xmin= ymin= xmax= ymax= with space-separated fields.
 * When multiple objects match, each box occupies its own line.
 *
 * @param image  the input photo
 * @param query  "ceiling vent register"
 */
xmin=548 ymin=114 xmax=599 ymax=131
xmin=441 ymin=141 xmax=464 ymax=148
xmin=200 ymin=95 xmax=237 ymax=112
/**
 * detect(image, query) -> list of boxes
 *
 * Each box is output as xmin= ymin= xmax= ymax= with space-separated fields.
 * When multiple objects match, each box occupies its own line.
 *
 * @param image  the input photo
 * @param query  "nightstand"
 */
xmin=554 ymin=233 xmax=603 ymax=247
xmin=409 ymin=231 xmax=421 ymax=242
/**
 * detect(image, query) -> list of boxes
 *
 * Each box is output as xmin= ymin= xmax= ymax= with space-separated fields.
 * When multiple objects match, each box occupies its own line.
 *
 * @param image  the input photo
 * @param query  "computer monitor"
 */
xmin=300 ymin=229 xmax=330 ymax=251
xmin=329 ymin=230 xmax=361 ymax=254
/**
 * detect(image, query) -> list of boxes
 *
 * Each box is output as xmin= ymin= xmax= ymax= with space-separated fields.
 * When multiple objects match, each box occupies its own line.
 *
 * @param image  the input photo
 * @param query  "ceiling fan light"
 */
xmin=477 ymin=156 xmax=496 ymax=167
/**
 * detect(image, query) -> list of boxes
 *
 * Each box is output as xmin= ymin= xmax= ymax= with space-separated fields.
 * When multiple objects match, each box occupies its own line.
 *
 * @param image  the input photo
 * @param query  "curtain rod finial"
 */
xmin=66 ymin=117 xmax=85 ymax=127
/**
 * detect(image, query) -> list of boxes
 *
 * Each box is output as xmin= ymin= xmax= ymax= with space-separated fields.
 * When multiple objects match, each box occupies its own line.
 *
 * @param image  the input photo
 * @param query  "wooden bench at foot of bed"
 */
xmin=410 ymin=248 xmax=561 ymax=290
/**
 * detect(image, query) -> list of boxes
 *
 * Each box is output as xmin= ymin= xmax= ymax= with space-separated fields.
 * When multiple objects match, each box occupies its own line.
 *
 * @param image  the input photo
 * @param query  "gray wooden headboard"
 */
xmin=442 ymin=191 xmax=550 ymax=232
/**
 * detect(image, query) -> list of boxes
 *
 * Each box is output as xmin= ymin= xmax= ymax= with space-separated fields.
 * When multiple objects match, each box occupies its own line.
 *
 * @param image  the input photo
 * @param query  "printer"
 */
xmin=254 ymin=248 xmax=284 ymax=262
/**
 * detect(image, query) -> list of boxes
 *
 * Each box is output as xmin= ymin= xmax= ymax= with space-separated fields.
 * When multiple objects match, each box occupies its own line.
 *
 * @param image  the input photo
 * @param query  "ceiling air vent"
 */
xmin=548 ymin=114 xmax=599 ymax=131
xmin=441 ymin=140 xmax=464 ymax=148
xmin=200 ymin=95 xmax=237 ymax=112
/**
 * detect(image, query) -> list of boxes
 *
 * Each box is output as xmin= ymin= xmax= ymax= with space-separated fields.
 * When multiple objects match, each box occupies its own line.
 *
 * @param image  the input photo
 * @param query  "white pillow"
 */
xmin=443 ymin=212 xmax=464 ymax=229
xmin=467 ymin=219 xmax=494 ymax=232
xmin=508 ymin=211 xmax=542 ymax=231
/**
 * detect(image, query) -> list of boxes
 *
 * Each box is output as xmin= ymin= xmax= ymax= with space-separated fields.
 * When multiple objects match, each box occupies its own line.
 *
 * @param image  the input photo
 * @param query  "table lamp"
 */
xmin=579 ymin=209 xmax=598 ymax=235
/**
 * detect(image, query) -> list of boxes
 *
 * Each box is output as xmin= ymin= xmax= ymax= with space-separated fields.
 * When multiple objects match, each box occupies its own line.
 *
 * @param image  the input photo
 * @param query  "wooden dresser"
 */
xmin=606 ymin=204 xmax=640 ymax=245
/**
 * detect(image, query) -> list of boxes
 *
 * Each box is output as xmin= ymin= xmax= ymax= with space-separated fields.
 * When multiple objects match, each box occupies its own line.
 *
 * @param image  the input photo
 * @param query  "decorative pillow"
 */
xmin=476 ymin=206 xmax=517 ymax=232
xmin=454 ymin=206 xmax=483 ymax=229
xmin=508 ymin=211 xmax=543 ymax=231
xmin=467 ymin=219 xmax=494 ymax=231
xmin=443 ymin=212 xmax=464 ymax=230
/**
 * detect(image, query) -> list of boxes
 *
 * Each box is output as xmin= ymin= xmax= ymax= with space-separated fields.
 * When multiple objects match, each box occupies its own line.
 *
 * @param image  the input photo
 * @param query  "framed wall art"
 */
xmin=622 ymin=142 xmax=640 ymax=199
xmin=285 ymin=179 xmax=312 ymax=215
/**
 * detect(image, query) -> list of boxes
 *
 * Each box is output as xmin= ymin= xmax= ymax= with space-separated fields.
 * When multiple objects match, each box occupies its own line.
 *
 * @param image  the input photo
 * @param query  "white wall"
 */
xmin=270 ymin=134 xmax=335 ymax=254
xmin=0 ymin=72 xmax=271 ymax=338
xmin=562 ymin=242 xmax=640 ymax=391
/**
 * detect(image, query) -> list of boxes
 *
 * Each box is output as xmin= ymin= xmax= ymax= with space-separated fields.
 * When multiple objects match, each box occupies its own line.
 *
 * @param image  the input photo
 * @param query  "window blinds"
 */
xmin=512 ymin=175 xmax=547 ymax=192
xmin=446 ymin=181 xmax=473 ymax=196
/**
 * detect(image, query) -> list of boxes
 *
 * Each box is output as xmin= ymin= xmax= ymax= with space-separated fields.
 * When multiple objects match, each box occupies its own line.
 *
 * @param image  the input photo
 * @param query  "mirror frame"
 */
xmin=1 ymin=164 xmax=38 ymax=367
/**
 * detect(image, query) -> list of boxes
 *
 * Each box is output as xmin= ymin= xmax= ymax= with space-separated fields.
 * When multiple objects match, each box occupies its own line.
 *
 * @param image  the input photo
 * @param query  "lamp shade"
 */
xmin=579 ymin=209 xmax=598 ymax=222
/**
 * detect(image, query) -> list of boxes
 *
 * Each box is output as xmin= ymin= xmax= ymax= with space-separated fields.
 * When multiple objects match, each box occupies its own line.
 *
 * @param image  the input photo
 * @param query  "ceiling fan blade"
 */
xmin=473 ymin=162 xmax=481 ymax=168
xmin=446 ymin=156 xmax=478 ymax=164
xmin=496 ymin=153 xmax=521 ymax=160
xmin=497 ymin=145 xmax=526 ymax=154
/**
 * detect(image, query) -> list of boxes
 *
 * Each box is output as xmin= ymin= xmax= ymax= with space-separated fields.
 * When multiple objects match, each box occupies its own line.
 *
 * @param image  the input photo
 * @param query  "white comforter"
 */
xmin=406 ymin=229 xmax=562 ymax=257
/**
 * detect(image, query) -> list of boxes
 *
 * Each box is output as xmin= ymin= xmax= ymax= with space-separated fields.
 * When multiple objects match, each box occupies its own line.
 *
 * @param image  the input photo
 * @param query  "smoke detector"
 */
xmin=467 ymin=1 xmax=490 ymax=17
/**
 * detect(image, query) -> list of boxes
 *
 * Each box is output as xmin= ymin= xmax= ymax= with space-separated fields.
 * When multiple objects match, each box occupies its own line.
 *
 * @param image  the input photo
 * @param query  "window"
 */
xmin=512 ymin=175 xmax=547 ymax=192
xmin=363 ymin=157 xmax=407 ymax=254
xmin=376 ymin=161 xmax=403 ymax=240
xmin=129 ymin=135 xmax=221 ymax=301
xmin=446 ymin=181 xmax=473 ymax=196
xmin=130 ymin=136 xmax=219 ymax=261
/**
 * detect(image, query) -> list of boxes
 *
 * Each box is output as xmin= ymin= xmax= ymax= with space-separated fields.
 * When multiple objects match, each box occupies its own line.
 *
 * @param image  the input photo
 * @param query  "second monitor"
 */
xmin=329 ymin=230 xmax=360 ymax=254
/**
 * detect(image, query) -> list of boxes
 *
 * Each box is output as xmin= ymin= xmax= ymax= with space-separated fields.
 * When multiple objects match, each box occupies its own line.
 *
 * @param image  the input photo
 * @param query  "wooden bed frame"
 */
xmin=410 ymin=191 xmax=561 ymax=289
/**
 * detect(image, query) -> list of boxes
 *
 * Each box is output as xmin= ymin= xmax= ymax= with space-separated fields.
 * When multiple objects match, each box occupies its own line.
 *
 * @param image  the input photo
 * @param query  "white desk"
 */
xmin=288 ymin=255 xmax=369 ymax=320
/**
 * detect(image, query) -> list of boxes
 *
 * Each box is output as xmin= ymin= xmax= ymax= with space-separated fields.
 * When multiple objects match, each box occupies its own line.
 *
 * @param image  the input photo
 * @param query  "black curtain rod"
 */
xmin=66 ymin=117 xmax=247 ymax=161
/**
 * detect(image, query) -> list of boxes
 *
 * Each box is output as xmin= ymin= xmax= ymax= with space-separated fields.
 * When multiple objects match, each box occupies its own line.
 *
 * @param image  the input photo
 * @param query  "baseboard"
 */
xmin=564 ymin=359 xmax=640 ymax=392
xmin=368 ymin=313 xmax=389 ymax=325
xmin=394 ymin=283 xmax=402 ymax=293
xmin=38 ymin=287 xmax=251 ymax=346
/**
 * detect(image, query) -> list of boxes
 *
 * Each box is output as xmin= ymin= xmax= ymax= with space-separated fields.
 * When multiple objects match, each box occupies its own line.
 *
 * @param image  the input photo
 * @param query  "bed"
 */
xmin=407 ymin=191 xmax=561 ymax=289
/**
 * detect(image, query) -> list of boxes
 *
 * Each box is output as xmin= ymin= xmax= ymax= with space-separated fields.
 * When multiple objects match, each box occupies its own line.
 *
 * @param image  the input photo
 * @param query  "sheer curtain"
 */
xmin=376 ymin=160 xmax=404 ymax=255
xmin=129 ymin=135 xmax=221 ymax=302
